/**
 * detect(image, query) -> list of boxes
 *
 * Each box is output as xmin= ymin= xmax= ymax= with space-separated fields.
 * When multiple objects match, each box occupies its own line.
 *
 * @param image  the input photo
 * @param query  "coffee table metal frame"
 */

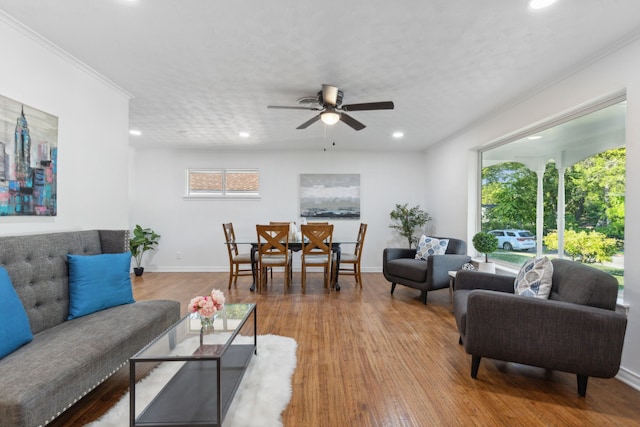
xmin=129 ymin=303 xmax=257 ymax=427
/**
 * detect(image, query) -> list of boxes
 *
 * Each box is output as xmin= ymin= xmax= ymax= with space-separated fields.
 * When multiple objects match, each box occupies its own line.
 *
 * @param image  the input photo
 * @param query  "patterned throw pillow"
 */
xmin=514 ymin=256 xmax=553 ymax=299
xmin=462 ymin=263 xmax=476 ymax=271
xmin=415 ymin=236 xmax=449 ymax=260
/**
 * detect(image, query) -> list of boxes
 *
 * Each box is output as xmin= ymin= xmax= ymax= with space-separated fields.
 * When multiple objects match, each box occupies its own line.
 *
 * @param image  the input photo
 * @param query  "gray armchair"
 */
xmin=453 ymin=258 xmax=627 ymax=396
xmin=383 ymin=237 xmax=470 ymax=304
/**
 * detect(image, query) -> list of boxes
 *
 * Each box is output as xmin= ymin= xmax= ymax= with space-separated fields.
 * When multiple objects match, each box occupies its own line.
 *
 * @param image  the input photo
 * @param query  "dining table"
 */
xmin=230 ymin=240 xmax=355 ymax=292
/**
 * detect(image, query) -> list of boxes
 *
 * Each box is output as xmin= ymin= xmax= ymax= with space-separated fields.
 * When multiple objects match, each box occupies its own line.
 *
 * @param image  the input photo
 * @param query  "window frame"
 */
xmin=184 ymin=168 xmax=260 ymax=199
xmin=476 ymin=93 xmax=625 ymax=297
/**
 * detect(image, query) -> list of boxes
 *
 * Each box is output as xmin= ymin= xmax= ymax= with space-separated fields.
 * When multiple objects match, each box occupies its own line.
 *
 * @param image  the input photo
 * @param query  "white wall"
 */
xmin=424 ymin=38 xmax=640 ymax=390
xmin=0 ymin=15 xmax=131 ymax=235
xmin=129 ymin=148 xmax=428 ymax=272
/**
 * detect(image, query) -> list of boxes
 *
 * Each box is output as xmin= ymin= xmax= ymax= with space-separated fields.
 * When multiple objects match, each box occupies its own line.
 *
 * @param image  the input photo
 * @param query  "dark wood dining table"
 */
xmin=232 ymin=241 xmax=354 ymax=292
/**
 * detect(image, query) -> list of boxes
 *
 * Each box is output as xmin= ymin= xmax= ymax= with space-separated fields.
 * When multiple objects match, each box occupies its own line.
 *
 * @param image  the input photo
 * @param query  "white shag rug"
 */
xmin=85 ymin=334 xmax=297 ymax=427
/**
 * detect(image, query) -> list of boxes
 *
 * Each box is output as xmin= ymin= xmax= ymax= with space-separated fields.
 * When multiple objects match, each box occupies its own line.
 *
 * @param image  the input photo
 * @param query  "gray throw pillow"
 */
xmin=514 ymin=256 xmax=553 ymax=299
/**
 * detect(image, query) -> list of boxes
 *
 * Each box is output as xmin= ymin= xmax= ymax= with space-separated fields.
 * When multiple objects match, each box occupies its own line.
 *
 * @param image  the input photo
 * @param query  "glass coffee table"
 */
xmin=129 ymin=303 xmax=256 ymax=427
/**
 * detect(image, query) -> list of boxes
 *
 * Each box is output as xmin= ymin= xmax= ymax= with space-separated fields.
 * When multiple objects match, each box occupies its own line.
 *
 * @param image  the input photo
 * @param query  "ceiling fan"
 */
xmin=267 ymin=84 xmax=394 ymax=131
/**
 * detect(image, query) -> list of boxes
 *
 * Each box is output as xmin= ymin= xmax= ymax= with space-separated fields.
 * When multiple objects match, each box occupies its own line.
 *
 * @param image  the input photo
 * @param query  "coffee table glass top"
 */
xmin=133 ymin=303 xmax=256 ymax=360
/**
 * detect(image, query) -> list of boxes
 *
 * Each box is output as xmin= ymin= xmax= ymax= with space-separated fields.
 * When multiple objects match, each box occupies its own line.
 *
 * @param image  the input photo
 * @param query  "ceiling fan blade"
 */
xmin=296 ymin=115 xmax=321 ymax=129
xmin=340 ymin=113 xmax=366 ymax=131
xmin=322 ymin=84 xmax=339 ymax=106
xmin=341 ymin=101 xmax=394 ymax=111
xmin=267 ymin=105 xmax=319 ymax=110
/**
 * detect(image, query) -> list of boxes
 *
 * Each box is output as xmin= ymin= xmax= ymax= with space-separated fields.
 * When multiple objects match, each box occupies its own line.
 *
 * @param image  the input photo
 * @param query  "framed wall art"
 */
xmin=299 ymin=173 xmax=360 ymax=219
xmin=0 ymin=95 xmax=58 ymax=216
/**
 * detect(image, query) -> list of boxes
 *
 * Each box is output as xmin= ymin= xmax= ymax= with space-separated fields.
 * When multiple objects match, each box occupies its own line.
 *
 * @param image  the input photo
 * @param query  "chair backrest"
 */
xmin=256 ymin=224 xmax=290 ymax=259
xmin=353 ymin=223 xmax=368 ymax=257
xmin=549 ymin=258 xmax=619 ymax=310
xmin=301 ymin=224 xmax=334 ymax=257
xmin=441 ymin=237 xmax=466 ymax=255
xmin=222 ymin=223 xmax=238 ymax=257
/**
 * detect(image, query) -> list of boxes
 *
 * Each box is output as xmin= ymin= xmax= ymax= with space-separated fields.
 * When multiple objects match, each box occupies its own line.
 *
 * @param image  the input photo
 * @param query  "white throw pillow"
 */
xmin=415 ymin=236 xmax=449 ymax=260
xmin=514 ymin=256 xmax=553 ymax=299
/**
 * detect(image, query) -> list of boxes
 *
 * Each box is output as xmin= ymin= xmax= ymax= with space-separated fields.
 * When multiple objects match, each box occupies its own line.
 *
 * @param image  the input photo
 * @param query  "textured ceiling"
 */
xmin=1 ymin=0 xmax=639 ymax=152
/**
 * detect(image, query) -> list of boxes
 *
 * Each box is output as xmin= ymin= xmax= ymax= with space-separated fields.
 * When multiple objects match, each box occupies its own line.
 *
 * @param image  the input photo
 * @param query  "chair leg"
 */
xmin=577 ymin=375 xmax=588 ymax=397
xmin=228 ymin=267 xmax=233 ymax=289
xmin=471 ymin=356 xmax=481 ymax=379
xmin=390 ymin=283 xmax=396 ymax=294
xmin=301 ymin=265 xmax=306 ymax=289
xmin=421 ymin=291 xmax=427 ymax=304
xmin=356 ymin=263 xmax=363 ymax=288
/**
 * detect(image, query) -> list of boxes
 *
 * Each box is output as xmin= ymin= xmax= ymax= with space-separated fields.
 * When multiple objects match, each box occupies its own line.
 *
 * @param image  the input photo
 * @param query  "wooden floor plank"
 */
xmin=48 ymin=271 xmax=640 ymax=427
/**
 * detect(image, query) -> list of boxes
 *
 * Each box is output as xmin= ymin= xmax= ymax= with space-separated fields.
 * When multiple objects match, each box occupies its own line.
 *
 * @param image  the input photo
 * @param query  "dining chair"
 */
xmin=300 ymin=223 xmax=334 ymax=289
xmin=256 ymin=224 xmax=291 ymax=291
xmin=334 ymin=223 xmax=367 ymax=287
xmin=222 ymin=223 xmax=255 ymax=289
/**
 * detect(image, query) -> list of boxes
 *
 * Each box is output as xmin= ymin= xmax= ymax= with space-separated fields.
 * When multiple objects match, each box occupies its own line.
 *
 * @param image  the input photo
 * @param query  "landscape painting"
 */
xmin=0 ymin=95 xmax=58 ymax=216
xmin=300 ymin=174 xmax=360 ymax=219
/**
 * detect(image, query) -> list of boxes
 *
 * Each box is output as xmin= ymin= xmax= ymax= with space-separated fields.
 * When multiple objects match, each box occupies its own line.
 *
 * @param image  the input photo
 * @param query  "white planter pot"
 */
xmin=477 ymin=262 xmax=496 ymax=274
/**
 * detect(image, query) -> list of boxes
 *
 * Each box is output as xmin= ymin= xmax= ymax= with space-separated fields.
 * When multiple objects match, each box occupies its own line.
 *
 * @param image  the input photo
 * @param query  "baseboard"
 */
xmin=616 ymin=366 xmax=640 ymax=392
xmin=142 ymin=266 xmax=385 ymax=273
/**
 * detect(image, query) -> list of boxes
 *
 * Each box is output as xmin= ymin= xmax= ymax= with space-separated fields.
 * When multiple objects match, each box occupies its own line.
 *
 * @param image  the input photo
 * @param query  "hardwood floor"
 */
xmin=50 ymin=271 xmax=640 ymax=427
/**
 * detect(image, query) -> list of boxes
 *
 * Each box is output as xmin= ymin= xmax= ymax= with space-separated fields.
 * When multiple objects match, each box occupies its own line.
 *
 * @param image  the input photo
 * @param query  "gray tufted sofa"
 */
xmin=0 ymin=230 xmax=180 ymax=427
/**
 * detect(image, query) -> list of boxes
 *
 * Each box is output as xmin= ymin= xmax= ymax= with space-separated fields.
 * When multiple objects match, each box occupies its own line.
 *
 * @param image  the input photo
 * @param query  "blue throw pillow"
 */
xmin=67 ymin=252 xmax=135 ymax=320
xmin=0 ymin=267 xmax=34 ymax=359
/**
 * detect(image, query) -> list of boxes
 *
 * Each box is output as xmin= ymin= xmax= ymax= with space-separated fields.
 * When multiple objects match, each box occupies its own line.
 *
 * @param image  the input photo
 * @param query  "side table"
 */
xmin=448 ymin=270 xmax=457 ymax=310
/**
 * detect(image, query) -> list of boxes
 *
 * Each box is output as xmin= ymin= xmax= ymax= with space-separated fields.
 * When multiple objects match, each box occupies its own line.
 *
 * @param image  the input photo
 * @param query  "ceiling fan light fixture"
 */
xmin=320 ymin=110 xmax=340 ymax=126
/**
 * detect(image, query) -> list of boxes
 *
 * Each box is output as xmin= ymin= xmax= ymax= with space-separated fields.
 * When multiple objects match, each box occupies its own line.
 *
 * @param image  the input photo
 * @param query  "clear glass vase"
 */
xmin=199 ymin=316 xmax=215 ymax=347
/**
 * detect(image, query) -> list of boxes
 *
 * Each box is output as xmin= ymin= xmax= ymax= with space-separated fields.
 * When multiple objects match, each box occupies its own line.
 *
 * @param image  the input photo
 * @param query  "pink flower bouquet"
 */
xmin=188 ymin=289 xmax=225 ymax=318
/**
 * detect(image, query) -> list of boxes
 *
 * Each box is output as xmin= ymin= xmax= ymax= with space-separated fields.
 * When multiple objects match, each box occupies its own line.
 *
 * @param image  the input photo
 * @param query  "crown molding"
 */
xmin=0 ymin=10 xmax=133 ymax=100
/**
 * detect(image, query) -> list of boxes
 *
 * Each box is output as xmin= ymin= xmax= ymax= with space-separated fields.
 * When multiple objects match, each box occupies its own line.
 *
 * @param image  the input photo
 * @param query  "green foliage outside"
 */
xmin=482 ymin=148 xmax=625 ymax=242
xmin=482 ymin=147 xmax=625 ymax=288
xmin=543 ymin=230 xmax=617 ymax=264
xmin=389 ymin=203 xmax=431 ymax=248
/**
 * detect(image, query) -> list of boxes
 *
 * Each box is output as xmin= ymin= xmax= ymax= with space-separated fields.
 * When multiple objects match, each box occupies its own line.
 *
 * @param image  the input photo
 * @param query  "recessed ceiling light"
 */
xmin=392 ymin=131 xmax=404 ymax=138
xmin=129 ymin=130 xmax=141 ymax=136
xmin=528 ymin=0 xmax=557 ymax=10
xmin=528 ymin=135 xmax=542 ymax=140
xmin=239 ymin=132 xmax=250 ymax=138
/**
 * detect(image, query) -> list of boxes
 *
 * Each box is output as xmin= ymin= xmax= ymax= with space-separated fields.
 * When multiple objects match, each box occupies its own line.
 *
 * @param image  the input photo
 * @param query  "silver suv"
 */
xmin=488 ymin=229 xmax=536 ymax=251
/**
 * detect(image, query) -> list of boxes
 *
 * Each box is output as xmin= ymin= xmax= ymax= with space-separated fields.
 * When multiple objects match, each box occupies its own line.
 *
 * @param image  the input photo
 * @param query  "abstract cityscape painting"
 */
xmin=0 ymin=95 xmax=58 ymax=216
xmin=300 ymin=174 xmax=360 ymax=219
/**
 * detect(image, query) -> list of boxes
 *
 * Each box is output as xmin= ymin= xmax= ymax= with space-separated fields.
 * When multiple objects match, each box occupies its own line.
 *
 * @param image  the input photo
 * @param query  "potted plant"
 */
xmin=129 ymin=225 xmax=161 ymax=276
xmin=389 ymin=203 xmax=432 ymax=248
xmin=472 ymin=231 xmax=499 ymax=273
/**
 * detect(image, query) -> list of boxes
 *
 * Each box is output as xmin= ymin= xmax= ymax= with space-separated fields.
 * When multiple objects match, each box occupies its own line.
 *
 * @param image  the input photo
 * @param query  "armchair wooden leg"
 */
xmin=390 ymin=283 xmax=396 ymax=294
xmin=421 ymin=291 xmax=427 ymax=304
xmin=471 ymin=356 xmax=481 ymax=379
xmin=577 ymin=375 xmax=588 ymax=397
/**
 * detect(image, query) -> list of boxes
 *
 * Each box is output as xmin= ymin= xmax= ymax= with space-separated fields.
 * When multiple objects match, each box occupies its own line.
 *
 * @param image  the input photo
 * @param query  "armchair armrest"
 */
xmin=455 ymin=270 xmax=514 ymax=293
xmin=464 ymin=290 xmax=627 ymax=377
xmin=383 ymin=248 xmax=416 ymax=262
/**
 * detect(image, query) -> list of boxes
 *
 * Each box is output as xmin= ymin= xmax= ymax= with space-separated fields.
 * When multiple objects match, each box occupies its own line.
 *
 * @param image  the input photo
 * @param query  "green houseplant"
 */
xmin=129 ymin=225 xmax=161 ymax=276
xmin=472 ymin=231 xmax=499 ymax=273
xmin=389 ymin=203 xmax=432 ymax=248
